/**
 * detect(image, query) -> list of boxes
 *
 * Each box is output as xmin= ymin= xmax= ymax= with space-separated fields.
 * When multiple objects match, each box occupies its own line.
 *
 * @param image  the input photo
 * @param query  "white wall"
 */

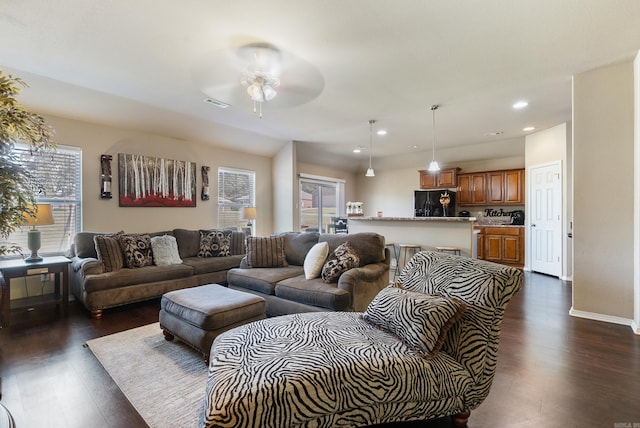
xmin=273 ymin=142 xmax=296 ymax=233
xmin=572 ymin=59 xmax=635 ymax=323
xmin=44 ymin=114 xmax=273 ymax=235
xmin=525 ymin=122 xmax=573 ymax=279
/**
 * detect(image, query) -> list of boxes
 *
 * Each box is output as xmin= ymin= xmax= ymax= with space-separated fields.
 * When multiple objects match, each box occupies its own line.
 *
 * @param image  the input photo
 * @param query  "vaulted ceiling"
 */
xmin=2 ymin=1 xmax=640 ymax=171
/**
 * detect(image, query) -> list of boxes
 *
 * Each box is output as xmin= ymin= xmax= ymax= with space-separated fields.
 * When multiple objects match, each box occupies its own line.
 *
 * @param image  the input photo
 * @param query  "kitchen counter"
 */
xmin=474 ymin=224 xmax=524 ymax=228
xmin=349 ymin=216 xmax=476 ymax=258
xmin=352 ymin=216 xmax=477 ymax=222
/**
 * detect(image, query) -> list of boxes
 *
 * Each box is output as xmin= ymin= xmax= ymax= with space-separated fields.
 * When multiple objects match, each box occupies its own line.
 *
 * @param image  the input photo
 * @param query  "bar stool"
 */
xmin=384 ymin=243 xmax=399 ymax=282
xmin=436 ymin=246 xmax=462 ymax=256
xmin=396 ymin=244 xmax=422 ymax=279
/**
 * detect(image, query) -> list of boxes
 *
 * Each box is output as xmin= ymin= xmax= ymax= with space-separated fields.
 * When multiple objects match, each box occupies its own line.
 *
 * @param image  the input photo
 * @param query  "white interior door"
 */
xmin=530 ymin=162 xmax=562 ymax=276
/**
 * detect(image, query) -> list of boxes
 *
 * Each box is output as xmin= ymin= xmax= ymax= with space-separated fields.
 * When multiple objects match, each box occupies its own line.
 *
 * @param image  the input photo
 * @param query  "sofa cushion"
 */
xmin=319 ymin=232 xmax=385 ymax=266
xmin=227 ymin=266 xmax=304 ymax=295
xmin=94 ymin=235 xmax=125 ymax=272
xmin=199 ymin=229 xmax=233 ymax=257
xmin=279 ymin=232 xmax=320 ymax=266
xmin=246 ymin=236 xmax=288 ymax=268
xmin=82 ymin=264 xmax=194 ymax=293
xmin=119 ymin=233 xmax=154 ymax=268
xmin=173 ymin=228 xmax=201 ymax=259
xmin=275 ymin=276 xmax=351 ymax=311
xmin=75 ymin=231 xmax=123 ymax=258
xmin=181 ymin=254 xmax=245 ymax=275
xmin=321 ymin=241 xmax=360 ymax=283
xmin=303 ymin=242 xmax=329 ymax=279
xmin=363 ymin=286 xmax=467 ymax=358
xmin=150 ymin=235 xmax=183 ymax=266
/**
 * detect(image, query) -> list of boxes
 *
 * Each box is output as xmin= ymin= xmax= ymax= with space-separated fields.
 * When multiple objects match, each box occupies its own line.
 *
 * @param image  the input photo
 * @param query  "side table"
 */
xmin=0 ymin=256 xmax=71 ymax=328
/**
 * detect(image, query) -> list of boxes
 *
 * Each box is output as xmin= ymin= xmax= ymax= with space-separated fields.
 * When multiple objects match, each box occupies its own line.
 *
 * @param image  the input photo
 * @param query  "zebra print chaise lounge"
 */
xmin=201 ymin=251 xmax=523 ymax=427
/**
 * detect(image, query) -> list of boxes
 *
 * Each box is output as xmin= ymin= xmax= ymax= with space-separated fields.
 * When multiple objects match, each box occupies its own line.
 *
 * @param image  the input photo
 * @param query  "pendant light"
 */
xmin=428 ymin=105 xmax=440 ymax=172
xmin=365 ymin=119 xmax=376 ymax=177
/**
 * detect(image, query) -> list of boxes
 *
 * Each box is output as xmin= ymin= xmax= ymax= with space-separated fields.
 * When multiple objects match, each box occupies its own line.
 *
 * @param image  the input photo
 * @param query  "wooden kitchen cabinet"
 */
xmin=419 ymin=168 xmax=459 ymax=189
xmin=458 ymin=173 xmax=487 ymax=205
xmin=458 ymin=168 xmax=524 ymax=206
xmin=476 ymin=226 xmax=524 ymax=268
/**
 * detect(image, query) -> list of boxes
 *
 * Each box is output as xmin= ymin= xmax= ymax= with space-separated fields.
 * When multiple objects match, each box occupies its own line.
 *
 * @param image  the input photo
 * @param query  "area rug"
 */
xmin=86 ymin=323 xmax=207 ymax=428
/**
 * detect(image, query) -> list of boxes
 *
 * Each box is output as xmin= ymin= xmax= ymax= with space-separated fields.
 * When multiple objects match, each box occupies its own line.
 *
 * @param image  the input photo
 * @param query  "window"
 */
xmin=218 ymin=167 xmax=255 ymax=230
xmin=5 ymin=144 xmax=82 ymax=257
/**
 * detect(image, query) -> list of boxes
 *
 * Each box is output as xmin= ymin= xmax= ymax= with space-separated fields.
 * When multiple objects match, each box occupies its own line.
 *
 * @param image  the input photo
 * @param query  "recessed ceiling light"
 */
xmin=204 ymin=98 xmax=230 ymax=108
xmin=353 ymin=146 xmax=363 ymax=153
xmin=523 ymin=126 xmax=535 ymax=132
xmin=512 ymin=100 xmax=528 ymax=109
xmin=377 ymin=129 xmax=387 ymax=136
xmin=484 ymin=131 xmax=504 ymax=137
xmin=408 ymin=145 xmax=418 ymax=150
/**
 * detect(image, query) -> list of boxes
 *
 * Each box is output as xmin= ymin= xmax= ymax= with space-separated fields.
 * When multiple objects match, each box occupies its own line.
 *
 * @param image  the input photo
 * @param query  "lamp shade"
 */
xmin=241 ymin=207 xmax=257 ymax=220
xmin=22 ymin=203 xmax=54 ymax=227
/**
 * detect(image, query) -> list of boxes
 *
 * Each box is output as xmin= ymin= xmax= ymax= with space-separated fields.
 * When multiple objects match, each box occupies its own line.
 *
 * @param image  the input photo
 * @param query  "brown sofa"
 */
xmin=69 ymin=229 xmax=246 ymax=319
xmin=227 ymin=232 xmax=390 ymax=316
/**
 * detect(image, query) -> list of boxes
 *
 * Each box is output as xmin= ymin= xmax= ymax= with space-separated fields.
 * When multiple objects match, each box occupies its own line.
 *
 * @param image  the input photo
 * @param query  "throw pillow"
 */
xmin=198 ymin=229 xmax=233 ymax=257
xmin=321 ymin=241 xmax=360 ymax=283
xmin=246 ymin=236 xmax=288 ymax=268
xmin=303 ymin=242 xmax=329 ymax=279
xmin=150 ymin=235 xmax=183 ymax=266
xmin=118 ymin=233 xmax=153 ymax=268
xmin=93 ymin=235 xmax=124 ymax=272
xmin=363 ymin=287 xmax=467 ymax=358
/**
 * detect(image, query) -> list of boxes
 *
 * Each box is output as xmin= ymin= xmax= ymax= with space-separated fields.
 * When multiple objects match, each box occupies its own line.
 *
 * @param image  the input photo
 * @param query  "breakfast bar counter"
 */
xmin=348 ymin=216 xmax=477 ymax=259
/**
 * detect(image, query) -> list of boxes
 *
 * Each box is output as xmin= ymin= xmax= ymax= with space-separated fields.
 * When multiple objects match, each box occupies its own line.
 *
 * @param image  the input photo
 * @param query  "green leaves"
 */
xmin=0 ymin=69 xmax=56 ymax=256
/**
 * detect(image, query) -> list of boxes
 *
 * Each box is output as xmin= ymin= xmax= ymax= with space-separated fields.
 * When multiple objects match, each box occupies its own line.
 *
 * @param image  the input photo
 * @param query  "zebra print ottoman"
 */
xmin=201 ymin=251 xmax=523 ymax=428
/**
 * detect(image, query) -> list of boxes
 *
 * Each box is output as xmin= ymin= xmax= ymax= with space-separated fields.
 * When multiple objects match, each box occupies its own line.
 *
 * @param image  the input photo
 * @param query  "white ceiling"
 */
xmin=2 ymin=0 xmax=640 ymax=171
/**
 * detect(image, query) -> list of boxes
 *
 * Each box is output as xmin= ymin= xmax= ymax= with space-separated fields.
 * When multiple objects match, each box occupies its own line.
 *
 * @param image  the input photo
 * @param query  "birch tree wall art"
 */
xmin=118 ymin=153 xmax=197 ymax=207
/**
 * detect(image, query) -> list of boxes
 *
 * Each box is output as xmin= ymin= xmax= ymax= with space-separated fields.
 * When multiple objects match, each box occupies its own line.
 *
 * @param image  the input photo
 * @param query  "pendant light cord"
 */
xmin=369 ymin=120 xmax=374 ymax=169
xmin=431 ymin=105 xmax=438 ymax=161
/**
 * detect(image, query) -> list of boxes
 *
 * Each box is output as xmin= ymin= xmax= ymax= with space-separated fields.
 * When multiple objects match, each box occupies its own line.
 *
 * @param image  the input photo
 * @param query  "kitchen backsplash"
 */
xmin=474 ymin=206 xmax=525 ymax=225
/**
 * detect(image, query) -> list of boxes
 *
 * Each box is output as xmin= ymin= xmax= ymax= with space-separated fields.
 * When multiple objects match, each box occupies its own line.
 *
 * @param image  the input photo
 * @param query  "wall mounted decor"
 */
xmin=100 ymin=154 xmax=113 ymax=199
xmin=201 ymin=166 xmax=210 ymax=200
xmin=118 ymin=153 xmax=197 ymax=207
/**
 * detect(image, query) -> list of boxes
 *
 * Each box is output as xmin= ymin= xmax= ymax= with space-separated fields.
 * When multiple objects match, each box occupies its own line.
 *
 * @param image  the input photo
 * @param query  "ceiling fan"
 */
xmin=193 ymin=41 xmax=324 ymax=118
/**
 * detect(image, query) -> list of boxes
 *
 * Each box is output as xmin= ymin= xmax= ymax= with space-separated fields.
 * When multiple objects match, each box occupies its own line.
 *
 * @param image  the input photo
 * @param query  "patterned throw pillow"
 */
xmin=198 ymin=229 xmax=233 ymax=257
xmin=118 ymin=233 xmax=153 ymax=268
xmin=151 ymin=235 xmax=183 ymax=266
xmin=246 ymin=236 xmax=288 ymax=268
xmin=363 ymin=286 xmax=467 ymax=358
xmin=94 ymin=235 xmax=124 ymax=272
xmin=321 ymin=241 xmax=360 ymax=283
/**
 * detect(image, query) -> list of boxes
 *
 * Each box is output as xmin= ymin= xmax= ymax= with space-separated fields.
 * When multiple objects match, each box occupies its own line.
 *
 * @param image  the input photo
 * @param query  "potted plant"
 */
xmin=0 ymin=70 xmax=56 ymax=256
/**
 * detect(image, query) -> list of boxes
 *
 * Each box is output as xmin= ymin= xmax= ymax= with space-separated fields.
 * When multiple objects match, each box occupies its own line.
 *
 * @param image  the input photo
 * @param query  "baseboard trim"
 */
xmin=569 ymin=307 xmax=634 ymax=329
xmin=631 ymin=320 xmax=640 ymax=335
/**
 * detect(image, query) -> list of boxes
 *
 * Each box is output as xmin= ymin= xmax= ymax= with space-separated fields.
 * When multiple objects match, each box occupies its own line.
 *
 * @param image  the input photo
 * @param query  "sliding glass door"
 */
xmin=299 ymin=177 xmax=341 ymax=233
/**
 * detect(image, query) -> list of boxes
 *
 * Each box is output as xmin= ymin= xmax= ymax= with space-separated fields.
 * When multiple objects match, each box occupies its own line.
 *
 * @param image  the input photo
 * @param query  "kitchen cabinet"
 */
xmin=458 ymin=168 xmax=524 ymax=206
xmin=419 ymin=168 xmax=459 ymax=189
xmin=458 ymin=173 xmax=487 ymax=205
xmin=475 ymin=226 xmax=524 ymax=268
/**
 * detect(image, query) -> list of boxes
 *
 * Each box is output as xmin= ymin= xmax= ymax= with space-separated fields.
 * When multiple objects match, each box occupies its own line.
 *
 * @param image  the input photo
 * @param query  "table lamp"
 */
xmin=241 ymin=206 xmax=257 ymax=227
xmin=22 ymin=203 xmax=54 ymax=263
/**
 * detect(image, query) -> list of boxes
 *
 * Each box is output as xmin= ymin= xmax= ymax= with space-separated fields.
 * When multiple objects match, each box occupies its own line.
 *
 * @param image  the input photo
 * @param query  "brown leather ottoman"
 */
xmin=159 ymin=284 xmax=266 ymax=364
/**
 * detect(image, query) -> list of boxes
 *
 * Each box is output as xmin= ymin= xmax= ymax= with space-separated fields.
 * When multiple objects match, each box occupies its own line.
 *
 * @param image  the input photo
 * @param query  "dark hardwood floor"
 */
xmin=1 ymin=272 xmax=639 ymax=427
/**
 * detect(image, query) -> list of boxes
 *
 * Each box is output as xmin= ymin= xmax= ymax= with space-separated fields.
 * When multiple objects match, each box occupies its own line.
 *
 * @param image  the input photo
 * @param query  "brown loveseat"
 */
xmin=227 ymin=232 xmax=390 ymax=316
xmin=69 ymin=229 xmax=246 ymax=319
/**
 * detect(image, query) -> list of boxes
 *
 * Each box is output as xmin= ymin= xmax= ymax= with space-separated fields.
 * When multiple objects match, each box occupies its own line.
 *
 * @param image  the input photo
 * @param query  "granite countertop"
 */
xmin=349 ymin=216 xmax=477 ymax=222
